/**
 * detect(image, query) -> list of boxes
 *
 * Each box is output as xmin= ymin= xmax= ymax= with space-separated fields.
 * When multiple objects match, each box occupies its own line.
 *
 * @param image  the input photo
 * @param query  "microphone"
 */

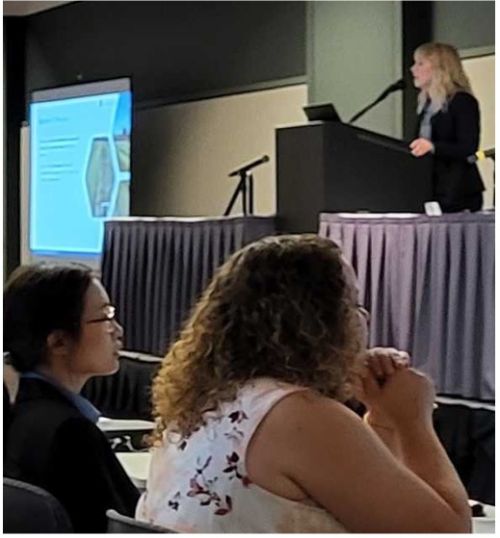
xmin=380 ymin=78 xmax=406 ymax=98
xmin=349 ymin=79 xmax=406 ymax=124
xmin=229 ymin=155 xmax=270 ymax=177
xmin=467 ymin=148 xmax=495 ymax=163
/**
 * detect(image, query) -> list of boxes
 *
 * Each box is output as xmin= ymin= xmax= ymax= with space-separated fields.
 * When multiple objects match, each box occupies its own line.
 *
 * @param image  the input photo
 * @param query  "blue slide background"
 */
xmin=30 ymin=90 xmax=131 ymax=254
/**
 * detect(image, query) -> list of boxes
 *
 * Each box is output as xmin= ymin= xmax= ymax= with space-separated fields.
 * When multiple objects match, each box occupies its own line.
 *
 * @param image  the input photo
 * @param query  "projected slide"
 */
xmin=30 ymin=80 xmax=131 ymax=255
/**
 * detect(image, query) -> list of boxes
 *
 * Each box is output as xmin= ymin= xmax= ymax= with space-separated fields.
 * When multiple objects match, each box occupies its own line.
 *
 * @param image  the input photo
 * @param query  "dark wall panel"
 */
xmin=4 ymin=17 xmax=26 ymax=276
xmin=25 ymin=1 xmax=306 ymax=108
xmin=433 ymin=1 xmax=495 ymax=51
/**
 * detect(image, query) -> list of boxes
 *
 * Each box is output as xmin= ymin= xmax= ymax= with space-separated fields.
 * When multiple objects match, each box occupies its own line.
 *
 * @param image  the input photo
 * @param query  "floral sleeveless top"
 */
xmin=136 ymin=377 xmax=346 ymax=533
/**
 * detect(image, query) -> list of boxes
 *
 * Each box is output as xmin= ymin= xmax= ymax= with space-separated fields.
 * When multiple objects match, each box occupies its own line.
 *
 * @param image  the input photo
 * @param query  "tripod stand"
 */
xmin=224 ymin=171 xmax=254 ymax=216
xmin=490 ymin=155 xmax=495 ymax=209
xmin=223 ymin=155 xmax=269 ymax=216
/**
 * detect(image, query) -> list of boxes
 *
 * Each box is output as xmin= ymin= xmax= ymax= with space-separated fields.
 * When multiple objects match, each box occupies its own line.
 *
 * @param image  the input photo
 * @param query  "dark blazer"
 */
xmin=4 ymin=377 xmax=140 ymax=533
xmin=417 ymin=91 xmax=484 ymax=211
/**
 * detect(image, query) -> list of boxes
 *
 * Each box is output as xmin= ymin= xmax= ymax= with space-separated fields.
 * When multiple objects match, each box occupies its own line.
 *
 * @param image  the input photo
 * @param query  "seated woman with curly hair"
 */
xmin=137 ymin=235 xmax=471 ymax=533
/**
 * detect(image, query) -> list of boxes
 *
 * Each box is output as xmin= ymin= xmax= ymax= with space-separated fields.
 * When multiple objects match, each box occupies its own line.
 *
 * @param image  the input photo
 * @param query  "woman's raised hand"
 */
xmin=374 ymin=368 xmax=436 ymax=429
xmin=353 ymin=348 xmax=435 ymax=429
xmin=352 ymin=347 xmax=409 ymax=422
xmin=361 ymin=347 xmax=409 ymax=383
xmin=353 ymin=347 xmax=409 ymax=393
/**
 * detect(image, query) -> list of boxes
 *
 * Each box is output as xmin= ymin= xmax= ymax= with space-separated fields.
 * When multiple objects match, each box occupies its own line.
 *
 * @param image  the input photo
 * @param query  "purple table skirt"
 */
xmin=101 ymin=216 xmax=276 ymax=356
xmin=319 ymin=212 xmax=494 ymax=401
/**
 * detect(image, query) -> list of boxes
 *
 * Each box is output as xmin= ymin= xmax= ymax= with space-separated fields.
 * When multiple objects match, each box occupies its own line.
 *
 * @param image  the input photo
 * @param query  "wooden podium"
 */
xmin=276 ymin=121 xmax=434 ymax=233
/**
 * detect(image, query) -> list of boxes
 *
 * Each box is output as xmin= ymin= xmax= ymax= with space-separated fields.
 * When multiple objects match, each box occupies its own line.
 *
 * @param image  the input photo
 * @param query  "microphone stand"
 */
xmin=348 ymin=80 xmax=405 ymax=125
xmin=490 ymin=155 xmax=495 ymax=209
xmin=223 ymin=156 xmax=268 ymax=216
xmin=348 ymin=92 xmax=389 ymax=124
xmin=224 ymin=171 xmax=253 ymax=216
xmin=248 ymin=172 xmax=254 ymax=214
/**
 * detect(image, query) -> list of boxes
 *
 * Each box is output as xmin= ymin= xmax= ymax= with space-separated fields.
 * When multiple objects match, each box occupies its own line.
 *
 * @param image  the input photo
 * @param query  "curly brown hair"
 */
xmin=151 ymin=234 xmax=363 ymax=442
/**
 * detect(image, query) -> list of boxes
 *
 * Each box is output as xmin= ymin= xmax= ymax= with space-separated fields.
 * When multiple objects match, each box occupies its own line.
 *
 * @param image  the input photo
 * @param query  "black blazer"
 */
xmin=4 ymin=377 xmax=140 ymax=533
xmin=417 ymin=92 xmax=484 ymax=210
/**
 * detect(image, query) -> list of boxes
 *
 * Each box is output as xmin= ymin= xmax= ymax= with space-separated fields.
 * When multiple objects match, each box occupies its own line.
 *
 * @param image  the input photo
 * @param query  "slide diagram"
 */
xmin=30 ymin=85 xmax=132 ymax=254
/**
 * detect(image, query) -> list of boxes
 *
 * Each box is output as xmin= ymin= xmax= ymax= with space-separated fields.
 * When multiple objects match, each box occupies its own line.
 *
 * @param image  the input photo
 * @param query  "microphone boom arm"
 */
xmin=224 ymin=155 xmax=270 ymax=216
xmin=348 ymin=79 xmax=405 ymax=125
xmin=228 ymin=155 xmax=269 ymax=177
xmin=348 ymin=93 xmax=387 ymax=124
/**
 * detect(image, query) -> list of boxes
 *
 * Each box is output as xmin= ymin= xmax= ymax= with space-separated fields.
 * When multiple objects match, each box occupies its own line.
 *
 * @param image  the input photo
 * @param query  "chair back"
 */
xmin=82 ymin=354 xmax=161 ymax=420
xmin=3 ymin=477 xmax=73 ymax=533
xmin=106 ymin=509 xmax=175 ymax=533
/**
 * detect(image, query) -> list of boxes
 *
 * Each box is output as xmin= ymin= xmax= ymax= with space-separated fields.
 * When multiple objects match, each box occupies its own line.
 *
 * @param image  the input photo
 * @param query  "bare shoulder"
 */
xmin=271 ymin=389 xmax=359 ymax=422
xmin=246 ymin=388 xmax=360 ymax=501
xmin=259 ymin=388 xmax=362 ymax=445
xmin=249 ymin=387 xmax=471 ymax=533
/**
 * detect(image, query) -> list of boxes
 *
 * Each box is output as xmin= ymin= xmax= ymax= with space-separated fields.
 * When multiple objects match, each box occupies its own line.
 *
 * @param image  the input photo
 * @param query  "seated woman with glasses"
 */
xmin=4 ymin=263 xmax=139 ymax=532
xmin=137 ymin=234 xmax=471 ymax=533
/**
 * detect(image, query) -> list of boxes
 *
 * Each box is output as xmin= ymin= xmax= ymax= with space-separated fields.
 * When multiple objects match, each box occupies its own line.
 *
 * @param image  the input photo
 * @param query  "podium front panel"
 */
xmin=277 ymin=122 xmax=433 ymax=233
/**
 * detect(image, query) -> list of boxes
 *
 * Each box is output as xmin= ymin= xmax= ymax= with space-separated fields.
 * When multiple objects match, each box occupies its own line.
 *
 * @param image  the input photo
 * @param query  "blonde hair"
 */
xmin=150 ymin=234 xmax=364 ymax=442
xmin=415 ymin=42 xmax=473 ymax=114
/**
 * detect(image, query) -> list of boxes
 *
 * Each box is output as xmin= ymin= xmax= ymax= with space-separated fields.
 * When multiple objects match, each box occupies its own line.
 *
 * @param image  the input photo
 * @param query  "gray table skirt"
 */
xmin=101 ymin=216 xmax=276 ymax=356
xmin=319 ymin=212 xmax=494 ymax=401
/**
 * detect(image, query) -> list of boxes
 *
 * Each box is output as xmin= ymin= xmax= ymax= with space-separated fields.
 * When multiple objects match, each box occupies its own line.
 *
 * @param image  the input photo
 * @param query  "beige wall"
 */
xmin=3 ymin=1 xmax=72 ymax=16
xmin=136 ymin=85 xmax=308 ymax=217
xmin=463 ymin=54 xmax=495 ymax=209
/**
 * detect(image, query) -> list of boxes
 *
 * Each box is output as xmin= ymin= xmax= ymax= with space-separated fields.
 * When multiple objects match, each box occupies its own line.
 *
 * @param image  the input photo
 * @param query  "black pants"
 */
xmin=440 ymin=191 xmax=483 ymax=213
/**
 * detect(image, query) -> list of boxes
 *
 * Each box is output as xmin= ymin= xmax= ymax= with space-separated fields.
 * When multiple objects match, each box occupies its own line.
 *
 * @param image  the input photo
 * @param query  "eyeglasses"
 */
xmin=85 ymin=305 xmax=117 ymax=325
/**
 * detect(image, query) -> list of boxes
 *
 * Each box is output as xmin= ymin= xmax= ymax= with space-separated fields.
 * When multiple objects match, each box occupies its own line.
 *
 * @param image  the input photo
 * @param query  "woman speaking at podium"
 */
xmin=409 ymin=42 xmax=484 ymax=212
